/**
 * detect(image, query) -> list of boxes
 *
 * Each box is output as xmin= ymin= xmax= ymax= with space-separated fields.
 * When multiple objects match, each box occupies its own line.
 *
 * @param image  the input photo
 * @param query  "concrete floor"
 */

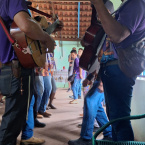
xmin=0 ymin=88 xmax=103 ymax=145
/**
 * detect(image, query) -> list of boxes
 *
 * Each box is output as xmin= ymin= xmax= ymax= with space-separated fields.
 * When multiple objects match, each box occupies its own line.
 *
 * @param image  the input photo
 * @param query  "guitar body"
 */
xmin=83 ymin=23 xmax=103 ymax=46
xmin=11 ymin=22 xmax=46 ymax=68
xmin=79 ymin=45 xmax=97 ymax=71
xmin=10 ymin=16 xmax=59 ymax=68
xmin=79 ymin=23 xmax=105 ymax=71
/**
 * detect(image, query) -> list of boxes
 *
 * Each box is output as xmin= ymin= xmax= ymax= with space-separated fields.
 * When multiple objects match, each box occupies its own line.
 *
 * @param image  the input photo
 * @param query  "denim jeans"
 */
xmin=0 ymin=66 xmax=34 ymax=145
xmin=71 ymin=76 xmax=82 ymax=100
xmin=81 ymin=81 xmax=112 ymax=140
xmin=35 ymin=75 xmax=52 ymax=113
xmin=21 ymin=95 xmax=35 ymax=140
xmin=100 ymin=64 xmax=136 ymax=141
xmin=78 ymin=80 xmax=82 ymax=97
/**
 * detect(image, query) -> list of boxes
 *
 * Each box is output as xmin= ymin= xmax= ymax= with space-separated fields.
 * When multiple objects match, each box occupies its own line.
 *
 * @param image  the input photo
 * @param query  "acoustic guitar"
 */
xmin=10 ymin=16 xmax=60 ymax=68
xmin=79 ymin=21 xmax=106 ymax=71
xmin=79 ymin=1 xmax=107 ymax=71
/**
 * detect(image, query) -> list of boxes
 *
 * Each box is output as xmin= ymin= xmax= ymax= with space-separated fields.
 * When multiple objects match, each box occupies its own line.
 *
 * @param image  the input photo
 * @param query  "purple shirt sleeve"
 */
xmin=118 ymin=0 xmax=144 ymax=34
xmin=7 ymin=0 xmax=29 ymax=20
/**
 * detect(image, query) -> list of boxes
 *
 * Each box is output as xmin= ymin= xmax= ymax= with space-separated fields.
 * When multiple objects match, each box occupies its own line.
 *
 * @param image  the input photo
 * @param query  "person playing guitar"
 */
xmin=0 ymin=0 xmax=63 ymax=145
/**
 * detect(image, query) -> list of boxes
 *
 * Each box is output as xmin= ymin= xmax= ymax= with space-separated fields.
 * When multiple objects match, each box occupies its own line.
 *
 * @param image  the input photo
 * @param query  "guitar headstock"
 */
xmin=52 ymin=14 xmax=60 ymax=24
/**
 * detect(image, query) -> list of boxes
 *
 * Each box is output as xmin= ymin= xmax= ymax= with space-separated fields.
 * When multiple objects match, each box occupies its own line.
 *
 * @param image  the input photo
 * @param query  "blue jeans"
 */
xmin=78 ymin=80 xmax=82 ymax=97
xmin=81 ymin=81 xmax=112 ymax=140
xmin=21 ymin=95 xmax=35 ymax=140
xmin=100 ymin=64 xmax=136 ymax=141
xmin=35 ymin=75 xmax=52 ymax=113
xmin=71 ymin=76 xmax=82 ymax=99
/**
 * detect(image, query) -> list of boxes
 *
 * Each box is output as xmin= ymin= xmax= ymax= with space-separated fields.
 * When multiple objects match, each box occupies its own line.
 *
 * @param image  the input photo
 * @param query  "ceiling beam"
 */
xmin=31 ymin=2 xmax=90 ymax=5
xmin=30 ymin=0 xmax=89 ymax=2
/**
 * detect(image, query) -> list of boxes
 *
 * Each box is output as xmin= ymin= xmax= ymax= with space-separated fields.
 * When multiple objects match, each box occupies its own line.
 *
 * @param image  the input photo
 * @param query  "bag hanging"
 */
xmin=117 ymin=38 xmax=145 ymax=78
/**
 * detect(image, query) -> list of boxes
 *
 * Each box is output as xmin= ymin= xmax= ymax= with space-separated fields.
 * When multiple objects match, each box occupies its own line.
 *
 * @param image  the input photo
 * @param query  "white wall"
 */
xmin=131 ymin=79 xmax=145 ymax=141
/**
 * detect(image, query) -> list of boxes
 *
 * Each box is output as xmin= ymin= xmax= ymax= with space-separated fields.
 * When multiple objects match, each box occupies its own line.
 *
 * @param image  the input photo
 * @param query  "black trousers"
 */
xmin=0 ymin=66 xmax=34 ymax=145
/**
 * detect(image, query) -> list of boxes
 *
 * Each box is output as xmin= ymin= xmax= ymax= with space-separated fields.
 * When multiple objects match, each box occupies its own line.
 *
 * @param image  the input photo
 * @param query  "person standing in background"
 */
xmin=90 ymin=0 xmax=145 ymax=141
xmin=77 ymin=48 xmax=85 ymax=99
xmin=0 ymin=0 xmax=55 ymax=144
xmin=34 ymin=57 xmax=52 ymax=118
xmin=69 ymin=50 xmax=83 ymax=104
xmin=47 ymin=53 xmax=57 ymax=109
xmin=67 ymin=47 xmax=77 ymax=92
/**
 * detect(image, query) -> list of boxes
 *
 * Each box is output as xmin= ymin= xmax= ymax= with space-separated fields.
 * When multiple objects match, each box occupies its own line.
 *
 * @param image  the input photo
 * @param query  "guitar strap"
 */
xmin=0 ymin=2 xmax=54 ymax=45
xmin=0 ymin=16 xmax=15 ymax=44
xmin=27 ymin=6 xmax=52 ymax=18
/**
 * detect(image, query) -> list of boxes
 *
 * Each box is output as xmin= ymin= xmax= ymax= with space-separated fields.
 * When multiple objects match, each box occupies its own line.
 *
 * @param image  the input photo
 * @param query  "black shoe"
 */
xmin=77 ymin=124 xmax=82 ymax=128
xmin=68 ymin=138 xmax=92 ymax=145
xmin=78 ymin=96 xmax=81 ymax=99
xmin=67 ymin=88 xmax=71 ymax=92
xmin=34 ymin=119 xmax=46 ymax=128
xmin=49 ymin=104 xmax=57 ymax=109
xmin=102 ymin=136 xmax=112 ymax=141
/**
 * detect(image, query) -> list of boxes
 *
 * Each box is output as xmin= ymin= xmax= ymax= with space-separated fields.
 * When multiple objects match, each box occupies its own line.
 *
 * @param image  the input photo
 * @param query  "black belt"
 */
xmin=101 ymin=60 xmax=118 ymax=67
xmin=2 ymin=62 xmax=12 ymax=67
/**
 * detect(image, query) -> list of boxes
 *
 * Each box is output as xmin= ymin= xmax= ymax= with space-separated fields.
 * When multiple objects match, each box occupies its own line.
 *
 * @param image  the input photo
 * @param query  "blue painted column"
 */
xmin=78 ymin=2 xmax=80 ymax=38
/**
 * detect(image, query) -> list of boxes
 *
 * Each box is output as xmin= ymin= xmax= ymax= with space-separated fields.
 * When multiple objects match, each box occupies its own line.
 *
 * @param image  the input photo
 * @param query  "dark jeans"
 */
xmin=100 ymin=64 xmax=136 ymax=141
xmin=0 ymin=66 xmax=34 ymax=145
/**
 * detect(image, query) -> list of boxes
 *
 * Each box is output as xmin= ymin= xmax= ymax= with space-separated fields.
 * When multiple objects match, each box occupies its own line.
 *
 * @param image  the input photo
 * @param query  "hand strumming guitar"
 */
xmin=40 ymin=32 xmax=55 ymax=53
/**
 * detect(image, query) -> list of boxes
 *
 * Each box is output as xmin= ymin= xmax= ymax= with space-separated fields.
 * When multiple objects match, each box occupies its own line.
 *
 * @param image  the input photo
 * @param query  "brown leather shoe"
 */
xmin=37 ymin=113 xmax=43 ymax=119
xmin=20 ymin=136 xmax=45 ymax=145
xmin=39 ymin=111 xmax=52 ymax=117
xmin=69 ymin=99 xmax=78 ymax=104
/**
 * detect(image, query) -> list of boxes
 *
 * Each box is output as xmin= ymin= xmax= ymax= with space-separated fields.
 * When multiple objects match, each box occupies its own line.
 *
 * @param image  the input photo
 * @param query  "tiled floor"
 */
xmin=0 ymin=88 xmax=103 ymax=145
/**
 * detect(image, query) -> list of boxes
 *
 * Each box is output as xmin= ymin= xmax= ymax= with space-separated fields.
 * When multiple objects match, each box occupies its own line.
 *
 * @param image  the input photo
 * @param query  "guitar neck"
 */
xmin=45 ymin=20 xmax=59 ymax=35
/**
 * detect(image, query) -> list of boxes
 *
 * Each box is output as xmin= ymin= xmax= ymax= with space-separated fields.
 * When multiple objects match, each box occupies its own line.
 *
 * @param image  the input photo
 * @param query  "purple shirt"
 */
xmin=82 ymin=69 xmax=86 ymax=79
xmin=116 ymin=0 xmax=145 ymax=49
xmin=101 ymin=0 xmax=145 ymax=62
xmin=0 ymin=0 xmax=29 ymax=63
xmin=73 ymin=57 xmax=80 ymax=79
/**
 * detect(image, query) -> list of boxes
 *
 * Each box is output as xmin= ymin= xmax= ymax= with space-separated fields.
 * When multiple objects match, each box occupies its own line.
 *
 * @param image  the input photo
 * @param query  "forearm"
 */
xmin=14 ymin=12 xmax=48 ymax=42
xmin=23 ymin=18 xmax=48 ymax=42
xmin=93 ymin=1 xmax=130 ymax=43
xmin=79 ymin=68 xmax=82 ymax=75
